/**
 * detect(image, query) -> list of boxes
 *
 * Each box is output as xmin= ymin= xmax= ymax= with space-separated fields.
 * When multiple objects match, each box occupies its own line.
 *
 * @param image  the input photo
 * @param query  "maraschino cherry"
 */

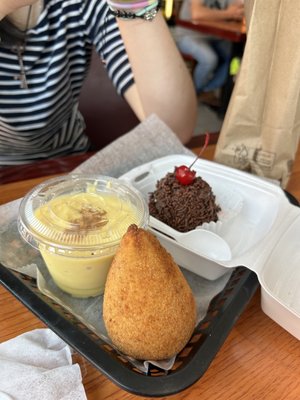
xmin=175 ymin=165 xmax=196 ymax=185
xmin=175 ymin=133 xmax=210 ymax=185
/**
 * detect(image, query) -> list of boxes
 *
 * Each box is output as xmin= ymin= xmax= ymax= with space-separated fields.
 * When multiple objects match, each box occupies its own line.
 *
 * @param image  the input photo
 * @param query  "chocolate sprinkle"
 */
xmin=148 ymin=171 xmax=221 ymax=233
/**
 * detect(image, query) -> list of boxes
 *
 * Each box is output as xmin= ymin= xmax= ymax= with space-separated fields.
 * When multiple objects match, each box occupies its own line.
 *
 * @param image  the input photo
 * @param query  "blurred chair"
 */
xmin=78 ymin=48 xmax=139 ymax=150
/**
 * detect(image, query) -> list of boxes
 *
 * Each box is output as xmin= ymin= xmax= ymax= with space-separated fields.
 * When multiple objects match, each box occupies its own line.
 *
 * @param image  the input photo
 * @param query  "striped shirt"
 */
xmin=0 ymin=0 xmax=134 ymax=166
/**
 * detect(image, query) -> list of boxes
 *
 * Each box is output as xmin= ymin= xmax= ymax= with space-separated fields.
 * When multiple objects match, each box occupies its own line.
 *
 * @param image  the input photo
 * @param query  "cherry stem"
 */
xmin=188 ymin=132 xmax=210 ymax=170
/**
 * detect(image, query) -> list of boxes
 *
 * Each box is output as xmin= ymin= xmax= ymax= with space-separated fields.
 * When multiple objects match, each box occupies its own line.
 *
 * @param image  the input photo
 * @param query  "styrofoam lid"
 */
xmin=260 ymin=210 xmax=300 ymax=317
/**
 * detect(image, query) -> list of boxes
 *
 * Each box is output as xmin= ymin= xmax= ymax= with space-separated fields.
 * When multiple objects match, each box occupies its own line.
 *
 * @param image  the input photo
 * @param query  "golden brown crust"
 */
xmin=103 ymin=224 xmax=197 ymax=360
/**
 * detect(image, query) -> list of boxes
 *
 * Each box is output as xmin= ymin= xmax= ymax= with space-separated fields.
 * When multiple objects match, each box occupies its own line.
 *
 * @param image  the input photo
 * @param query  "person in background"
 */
xmin=0 ymin=0 xmax=197 ymax=167
xmin=174 ymin=0 xmax=244 ymax=107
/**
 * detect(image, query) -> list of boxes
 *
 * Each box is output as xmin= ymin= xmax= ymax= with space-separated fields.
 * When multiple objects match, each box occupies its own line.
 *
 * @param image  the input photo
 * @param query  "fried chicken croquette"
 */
xmin=103 ymin=224 xmax=196 ymax=360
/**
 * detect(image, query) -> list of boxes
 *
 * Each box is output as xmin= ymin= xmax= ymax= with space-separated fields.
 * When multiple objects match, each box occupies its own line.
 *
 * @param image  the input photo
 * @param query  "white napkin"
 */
xmin=0 ymin=329 xmax=87 ymax=400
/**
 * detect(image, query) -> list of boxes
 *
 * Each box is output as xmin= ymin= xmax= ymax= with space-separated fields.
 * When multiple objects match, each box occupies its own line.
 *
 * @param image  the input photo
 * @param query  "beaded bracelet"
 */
xmin=108 ymin=0 xmax=161 ymax=21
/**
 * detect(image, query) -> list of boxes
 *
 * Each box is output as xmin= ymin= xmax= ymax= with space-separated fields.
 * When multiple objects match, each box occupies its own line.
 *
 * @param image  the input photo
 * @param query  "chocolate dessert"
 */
xmin=149 ymin=170 xmax=221 ymax=233
xmin=103 ymin=225 xmax=196 ymax=360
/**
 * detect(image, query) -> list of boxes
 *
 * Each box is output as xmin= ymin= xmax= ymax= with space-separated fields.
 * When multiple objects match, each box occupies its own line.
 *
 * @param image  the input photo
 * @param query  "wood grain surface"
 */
xmin=1 ymin=143 xmax=300 ymax=399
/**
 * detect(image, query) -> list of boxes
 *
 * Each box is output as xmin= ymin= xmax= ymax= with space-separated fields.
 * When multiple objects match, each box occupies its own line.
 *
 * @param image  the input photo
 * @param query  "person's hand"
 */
xmin=0 ymin=0 xmax=38 ymax=19
xmin=225 ymin=3 xmax=244 ymax=21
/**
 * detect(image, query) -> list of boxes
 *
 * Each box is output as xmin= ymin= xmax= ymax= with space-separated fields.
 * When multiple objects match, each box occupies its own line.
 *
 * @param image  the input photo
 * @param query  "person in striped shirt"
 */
xmin=0 ymin=0 xmax=197 ymax=166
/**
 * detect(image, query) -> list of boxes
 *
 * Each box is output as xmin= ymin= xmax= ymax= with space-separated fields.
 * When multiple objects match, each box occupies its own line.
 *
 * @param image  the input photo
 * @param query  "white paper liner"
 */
xmin=0 ymin=115 xmax=250 ymax=370
xmin=36 ymin=261 xmax=232 ymax=373
xmin=0 ymin=201 xmax=232 ymax=374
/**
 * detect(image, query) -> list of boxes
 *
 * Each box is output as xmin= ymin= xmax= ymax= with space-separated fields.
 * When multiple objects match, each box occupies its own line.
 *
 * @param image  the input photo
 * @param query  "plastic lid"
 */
xmin=18 ymin=175 xmax=148 ymax=255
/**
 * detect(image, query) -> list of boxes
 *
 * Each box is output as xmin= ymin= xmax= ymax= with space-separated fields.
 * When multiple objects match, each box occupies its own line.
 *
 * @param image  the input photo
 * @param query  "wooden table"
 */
xmin=175 ymin=18 xmax=246 ymax=43
xmin=1 ymin=144 xmax=300 ymax=400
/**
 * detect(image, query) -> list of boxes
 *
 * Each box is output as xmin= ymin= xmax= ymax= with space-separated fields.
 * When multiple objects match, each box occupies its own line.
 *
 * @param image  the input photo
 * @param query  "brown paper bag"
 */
xmin=214 ymin=0 xmax=300 ymax=188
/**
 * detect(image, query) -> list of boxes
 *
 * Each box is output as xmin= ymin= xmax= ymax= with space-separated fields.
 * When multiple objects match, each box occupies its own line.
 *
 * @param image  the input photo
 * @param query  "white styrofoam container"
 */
xmin=120 ymin=155 xmax=300 ymax=340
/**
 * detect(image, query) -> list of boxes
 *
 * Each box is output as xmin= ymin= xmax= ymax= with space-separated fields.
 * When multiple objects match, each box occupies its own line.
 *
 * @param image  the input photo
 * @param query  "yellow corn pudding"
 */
xmin=18 ymin=175 xmax=148 ymax=298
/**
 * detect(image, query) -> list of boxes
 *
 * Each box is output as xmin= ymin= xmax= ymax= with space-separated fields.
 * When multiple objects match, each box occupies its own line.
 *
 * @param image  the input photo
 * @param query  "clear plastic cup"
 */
xmin=18 ymin=175 xmax=148 ymax=298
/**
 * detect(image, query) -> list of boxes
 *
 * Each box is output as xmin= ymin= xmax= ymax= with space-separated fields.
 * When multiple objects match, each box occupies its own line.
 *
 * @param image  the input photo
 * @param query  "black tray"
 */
xmin=0 ymin=191 xmax=297 ymax=397
xmin=0 ymin=264 xmax=257 ymax=397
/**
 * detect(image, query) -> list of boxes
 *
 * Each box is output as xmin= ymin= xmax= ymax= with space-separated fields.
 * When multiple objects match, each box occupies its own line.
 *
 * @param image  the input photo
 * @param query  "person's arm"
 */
xmin=190 ymin=0 xmax=244 ymax=22
xmin=117 ymin=12 xmax=197 ymax=144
